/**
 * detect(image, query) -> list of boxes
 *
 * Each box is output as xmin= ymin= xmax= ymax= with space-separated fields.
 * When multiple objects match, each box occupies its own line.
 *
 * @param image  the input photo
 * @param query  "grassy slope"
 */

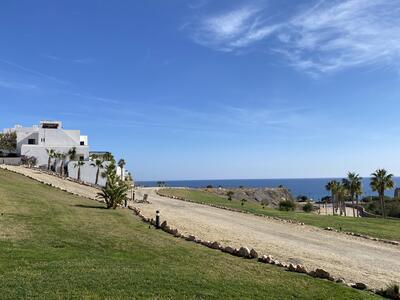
xmin=158 ymin=188 xmax=400 ymax=241
xmin=0 ymin=170 xmax=379 ymax=299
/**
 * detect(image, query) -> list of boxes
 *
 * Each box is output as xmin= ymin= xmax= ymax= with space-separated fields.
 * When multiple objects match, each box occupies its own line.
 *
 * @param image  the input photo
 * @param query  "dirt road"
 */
xmin=3 ymin=165 xmax=399 ymax=289
xmin=134 ymin=188 xmax=400 ymax=289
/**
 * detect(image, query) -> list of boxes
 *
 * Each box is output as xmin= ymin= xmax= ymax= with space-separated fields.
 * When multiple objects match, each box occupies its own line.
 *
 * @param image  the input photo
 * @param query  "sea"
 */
xmin=136 ymin=177 xmax=400 ymax=200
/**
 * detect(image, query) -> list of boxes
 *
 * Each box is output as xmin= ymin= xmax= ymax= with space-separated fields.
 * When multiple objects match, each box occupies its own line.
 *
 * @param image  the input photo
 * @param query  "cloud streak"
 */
xmin=189 ymin=0 xmax=400 ymax=73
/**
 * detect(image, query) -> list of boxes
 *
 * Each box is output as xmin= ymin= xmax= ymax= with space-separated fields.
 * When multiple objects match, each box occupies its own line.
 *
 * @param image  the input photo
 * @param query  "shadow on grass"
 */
xmin=74 ymin=204 xmax=107 ymax=209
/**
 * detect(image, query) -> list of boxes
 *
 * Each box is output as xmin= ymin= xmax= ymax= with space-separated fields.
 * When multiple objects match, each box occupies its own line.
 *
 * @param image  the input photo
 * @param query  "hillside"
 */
xmin=0 ymin=169 xmax=377 ymax=299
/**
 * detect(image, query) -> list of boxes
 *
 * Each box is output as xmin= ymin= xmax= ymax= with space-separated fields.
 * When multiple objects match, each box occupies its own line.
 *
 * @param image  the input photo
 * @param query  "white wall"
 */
xmin=67 ymin=161 xmax=125 ymax=186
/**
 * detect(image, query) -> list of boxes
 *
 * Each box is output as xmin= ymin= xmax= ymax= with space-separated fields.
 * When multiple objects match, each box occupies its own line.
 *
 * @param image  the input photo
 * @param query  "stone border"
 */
xmin=324 ymin=227 xmax=399 ymax=246
xmin=157 ymin=189 xmax=400 ymax=247
xmin=129 ymin=206 xmax=380 ymax=296
xmin=0 ymin=167 xmax=392 ymax=297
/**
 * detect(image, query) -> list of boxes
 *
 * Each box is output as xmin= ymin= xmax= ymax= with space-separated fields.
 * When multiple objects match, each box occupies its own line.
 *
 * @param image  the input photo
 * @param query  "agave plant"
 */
xmin=97 ymin=161 xmax=128 ymax=209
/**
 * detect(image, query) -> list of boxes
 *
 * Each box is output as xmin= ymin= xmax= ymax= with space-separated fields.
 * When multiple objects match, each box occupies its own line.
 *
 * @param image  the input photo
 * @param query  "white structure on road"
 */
xmin=4 ymin=120 xmax=89 ymax=168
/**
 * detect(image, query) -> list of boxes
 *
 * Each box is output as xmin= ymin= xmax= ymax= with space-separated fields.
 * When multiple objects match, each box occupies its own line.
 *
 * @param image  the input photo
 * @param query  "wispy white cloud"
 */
xmin=192 ymin=6 xmax=280 ymax=52
xmin=42 ymin=54 xmax=95 ymax=64
xmin=189 ymin=0 xmax=400 ymax=74
xmin=0 ymin=79 xmax=38 ymax=90
xmin=0 ymin=59 xmax=69 ymax=85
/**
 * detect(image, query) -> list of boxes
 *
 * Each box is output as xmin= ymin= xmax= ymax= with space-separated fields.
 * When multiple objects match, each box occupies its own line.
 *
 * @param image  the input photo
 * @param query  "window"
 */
xmin=80 ymin=141 xmax=85 ymax=145
xmin=41 ymin=138 xmax=45 ymax=143
xmin=28 ymin=139 xmax=36 ymax=145
xmin=79 ymin=156 xmax=84 ymax=161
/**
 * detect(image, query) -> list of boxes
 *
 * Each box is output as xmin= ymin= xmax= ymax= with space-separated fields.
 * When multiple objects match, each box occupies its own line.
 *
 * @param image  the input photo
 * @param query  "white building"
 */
xmin=4 ymin=120 xmax=89 ymax=168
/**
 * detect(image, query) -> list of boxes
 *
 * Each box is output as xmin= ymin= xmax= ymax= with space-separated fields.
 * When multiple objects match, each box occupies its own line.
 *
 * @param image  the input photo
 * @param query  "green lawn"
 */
xmin=0 ymin=169 xmax=380 ymax=299
xmin=158 ymin=188 xmax=400 ymax=242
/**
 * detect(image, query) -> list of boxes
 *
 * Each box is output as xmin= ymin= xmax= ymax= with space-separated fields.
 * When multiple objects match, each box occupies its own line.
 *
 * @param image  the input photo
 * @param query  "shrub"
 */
xmin=206 ymin=185 xmax=213 ymax=189
xmin=302 ymin=202 xmax=314 ymax=213
xmin=279 ymin=200 xmax=296 ymax=211
xmin=241 ymin=198 xmax=247 ymax=206
xmin=227 ymin=191 xmax=234 ymax=201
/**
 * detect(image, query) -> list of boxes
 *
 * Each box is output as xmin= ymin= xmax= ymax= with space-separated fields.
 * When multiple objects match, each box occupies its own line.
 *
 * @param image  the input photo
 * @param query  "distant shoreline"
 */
xmin=137 ymin=177 xmax=400 ymax=200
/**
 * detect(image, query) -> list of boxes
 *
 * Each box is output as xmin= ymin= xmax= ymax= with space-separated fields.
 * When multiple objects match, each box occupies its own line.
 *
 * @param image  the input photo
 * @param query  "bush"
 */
xmin=206 ymin=185 xmax=213 ymax=189
xmin=302 ymin=202 xmax=314 ymax=213
xmin=279 ymin=200 xmax=296 ymax=211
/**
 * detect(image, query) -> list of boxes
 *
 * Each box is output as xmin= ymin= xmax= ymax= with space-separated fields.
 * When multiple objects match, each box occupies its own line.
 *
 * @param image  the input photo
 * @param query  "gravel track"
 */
xmin=2 ymin=165 xmax=399 ymax=289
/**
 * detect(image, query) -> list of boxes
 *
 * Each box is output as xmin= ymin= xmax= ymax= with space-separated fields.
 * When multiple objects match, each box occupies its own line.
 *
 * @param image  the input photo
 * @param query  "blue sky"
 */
xmin=1 ymin=0 xmax=400 ymax=181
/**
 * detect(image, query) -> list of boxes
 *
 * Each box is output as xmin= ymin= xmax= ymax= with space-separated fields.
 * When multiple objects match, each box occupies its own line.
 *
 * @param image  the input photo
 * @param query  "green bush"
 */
xmin=302 ymin=202 xmax=314 ymax=213
xmin=279 ymin=200 xmax=296 ymax=211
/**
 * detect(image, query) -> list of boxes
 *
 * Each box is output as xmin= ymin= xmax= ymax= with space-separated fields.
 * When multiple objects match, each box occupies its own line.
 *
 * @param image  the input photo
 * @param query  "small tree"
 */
xmin=303 ymin=202 xmax=314 ymax=213
xmin=0 ymin=131 xmax=17 ymax=152
xmin=97 ymin=161 xmax=128 ymax=209
xmin=118 ymin=158 xmax=126 ymax=180
xmin=227 ymin=191 xmax=234 ymax=201
xmin=68 ymin=147 xmax=77 ymax=161
xmin=59 ymin=153 xmax=67 ymax=177
xmin=241 ymin=198 xmax=247 ymax=206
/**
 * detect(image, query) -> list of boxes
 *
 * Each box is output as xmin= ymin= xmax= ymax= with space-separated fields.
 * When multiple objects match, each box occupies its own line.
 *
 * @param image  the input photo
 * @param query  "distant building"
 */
xmin=3 ymin=120 xmax=89 ymax=168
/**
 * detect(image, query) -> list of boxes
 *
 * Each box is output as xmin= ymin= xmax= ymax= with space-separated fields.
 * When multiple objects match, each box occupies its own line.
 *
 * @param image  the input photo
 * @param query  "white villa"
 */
xmin=2 ymin=120 xmax=129 ymax=186
xmin=4 ymin=120 xmax=89 ymax=167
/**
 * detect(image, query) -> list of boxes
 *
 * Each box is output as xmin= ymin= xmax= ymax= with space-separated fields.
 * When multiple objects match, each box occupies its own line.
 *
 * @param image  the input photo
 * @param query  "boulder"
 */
xmin=238 ymin=246 xmax=251 ymax=258
xmin=250 ymin=248 xmax=258 ymax=259
xmin=160 ymin=221 xmax=167 ymax=229
xmin=312 ymin=268 xmax=331 ymax=279
xmin=288 ymin=263 xmax=297 ymax=272
xmin=258 ymin=255 xmax=268 ymax=263
xmin=352 ymin=283 xmax=367 ymax=290
xmin=295 ymin=264 xmax=307 ymax=273
xmin=185 ymin=235 xmax=196 ymax=241
xmin=223 ymin=246 xmax=236 ymax=254
xmin=209 ymin=241 xmax=221 ymax=249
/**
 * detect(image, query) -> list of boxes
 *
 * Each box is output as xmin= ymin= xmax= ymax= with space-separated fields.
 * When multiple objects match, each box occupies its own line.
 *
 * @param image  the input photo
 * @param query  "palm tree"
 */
xmin=74 ymin=161 xmax=85 ymax=181
xmin=325 ymin=180 xmax=339 ymax=215
xmin=53 ymin=152 xmax=61 ymax=172
xmin=342 ymin=172 xmax=363 ymax=217
xmin=59 ymin=153 xmax=67 ymax=177
xmin=46 ymin=149 xmax=55 ymax=170
xmin=370 ymin=169 xmax=394 ymax=218
xmin=91 ymin=158 xmax=104 ymax=185
xmin=103 ymin=152 xmax=114 ymax=162
xmin=68 ymin=147 xmax=77 ymax=161
xmin=118 ymin=159 xmax=126 ymax=180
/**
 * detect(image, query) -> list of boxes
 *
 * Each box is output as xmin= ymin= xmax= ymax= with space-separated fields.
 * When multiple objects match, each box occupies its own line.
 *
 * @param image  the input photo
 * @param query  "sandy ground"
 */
xmin=2 ymin=165 xmax=399 ymax=289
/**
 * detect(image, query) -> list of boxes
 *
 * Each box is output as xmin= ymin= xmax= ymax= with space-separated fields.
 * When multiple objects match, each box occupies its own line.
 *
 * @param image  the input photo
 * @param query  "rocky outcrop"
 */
xmin=208 ymin=187 xmax=295 ymax=208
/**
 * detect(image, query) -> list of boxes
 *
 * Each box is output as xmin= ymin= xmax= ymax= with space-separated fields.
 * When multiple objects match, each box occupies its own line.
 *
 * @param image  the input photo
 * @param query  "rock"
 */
xmin=209 ymin=241 xmax=221 ymax=249
xmin=352 ymin=282 xmax=367 ymax=290
xmin=185 ymin=235 xmax=196 ymax=241
xmin=313 ymin=268 xmax=331 ymax=279
xmin=238 ymin=246 xmax=251 ymax=258
xmin=223 ymin=246 xmax=236 ymax=254
xmin=250 ymin=248 xmax=258 ymax=259
xmin=295 ymin=265 xmax=307 ymax=273
xmin=258 ymin=255 xmax=268 ymax=263
xmin=335 ymin=278 xmax=345 ymax=284
xmin=265 ymin=255 xmax=273 ymax=263
xmin=288 ymin=263 xmax=297 ymax=272
xmin=160 ymin=221 xmax=167 ymax=229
